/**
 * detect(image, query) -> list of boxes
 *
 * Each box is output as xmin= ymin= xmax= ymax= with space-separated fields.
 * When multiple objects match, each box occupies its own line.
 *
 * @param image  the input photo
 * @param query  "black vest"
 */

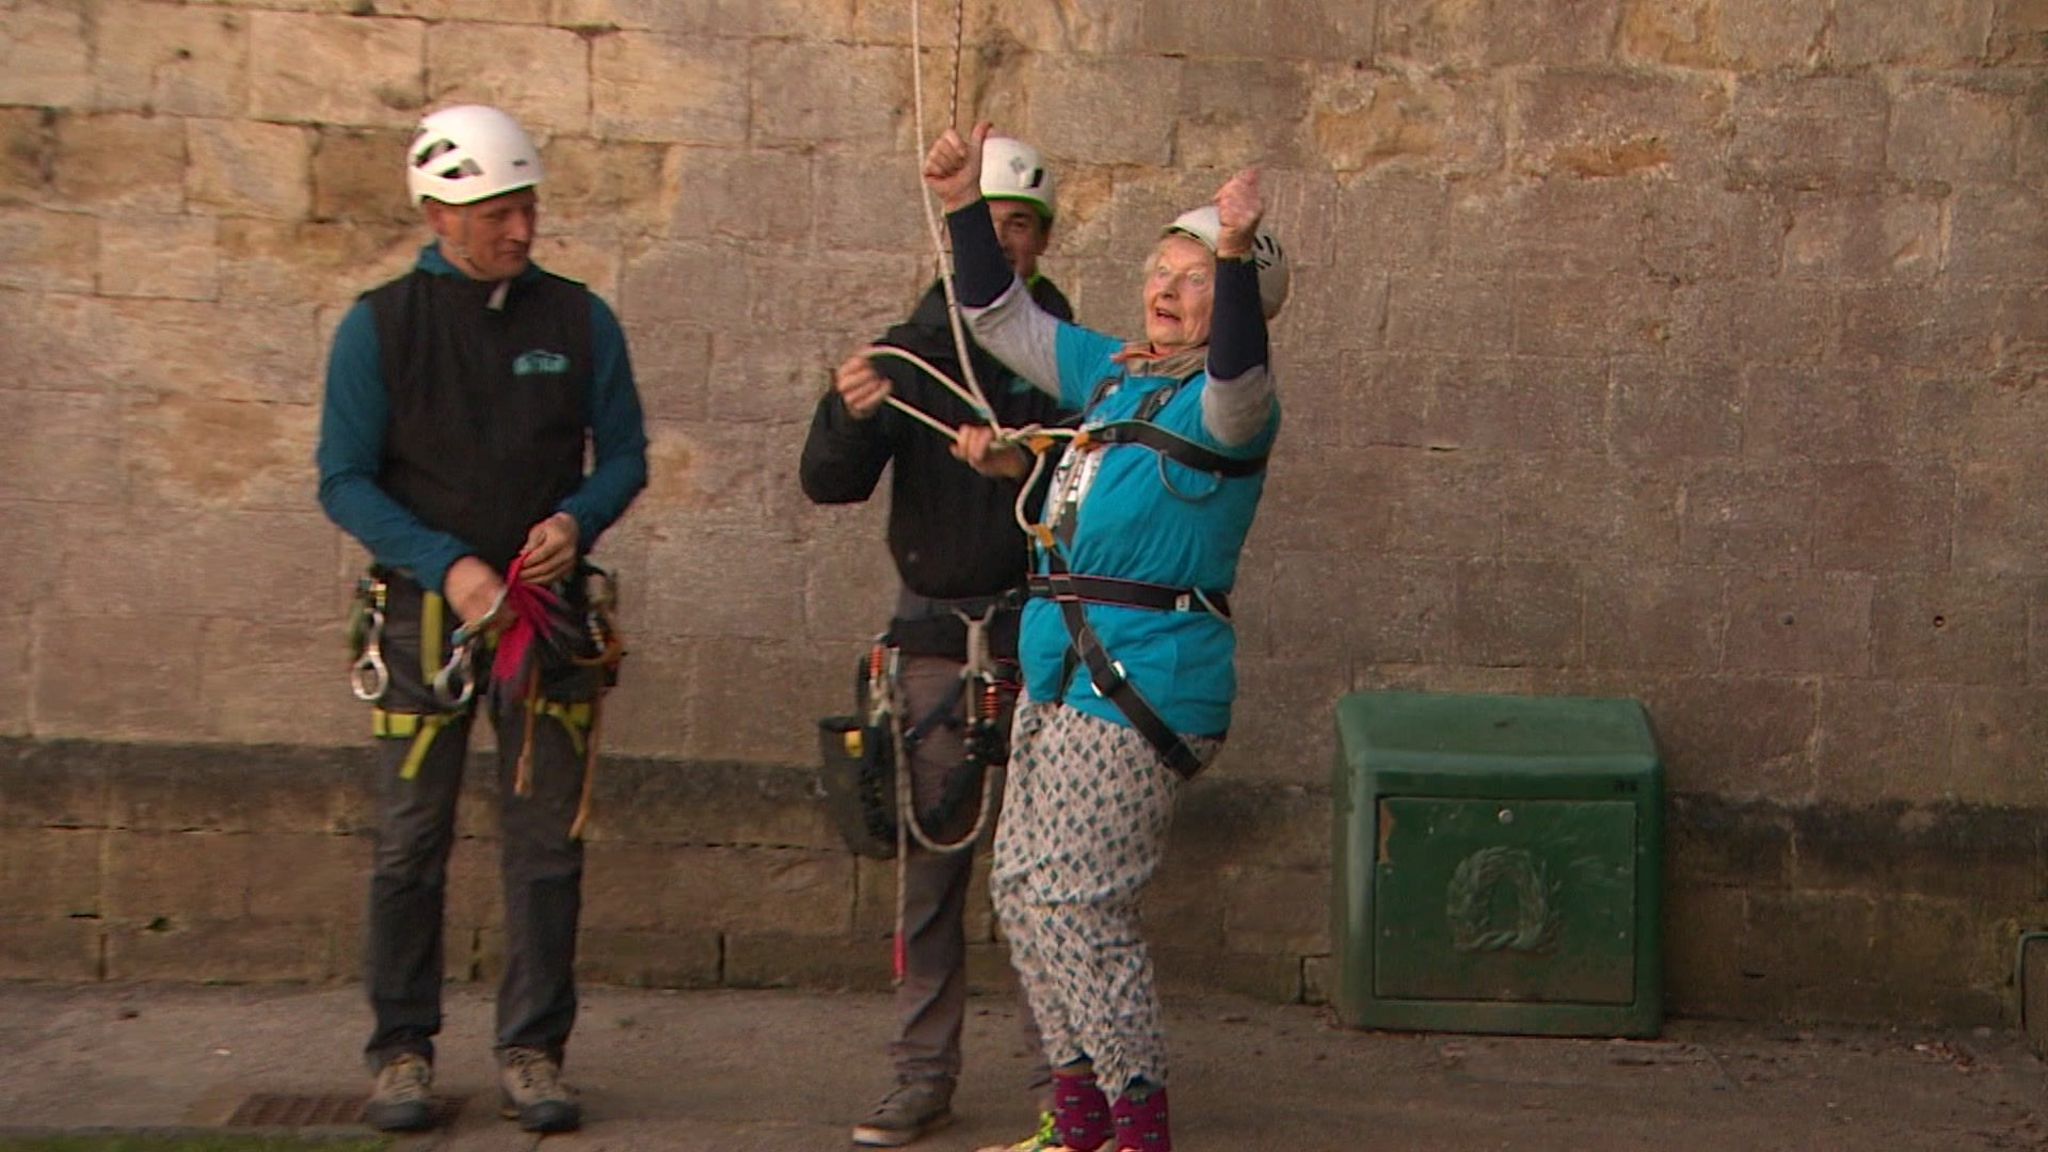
xmin=366 ymin=267 xmax=592 ymax=572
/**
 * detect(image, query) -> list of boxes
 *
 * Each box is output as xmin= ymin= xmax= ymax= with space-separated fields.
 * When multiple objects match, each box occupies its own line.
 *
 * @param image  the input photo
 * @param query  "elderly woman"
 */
xmin=925 ymin=124 xmax=1288 ymax=1152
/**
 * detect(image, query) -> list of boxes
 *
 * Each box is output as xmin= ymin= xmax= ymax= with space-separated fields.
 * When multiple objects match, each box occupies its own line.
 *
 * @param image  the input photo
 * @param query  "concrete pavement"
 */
xmin=1 ymin=982 xmax=2045 ymax=1150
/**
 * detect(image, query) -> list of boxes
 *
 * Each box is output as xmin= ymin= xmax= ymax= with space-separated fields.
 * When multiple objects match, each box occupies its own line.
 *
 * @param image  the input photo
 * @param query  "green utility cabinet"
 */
xmin=1331 ymin=691 xmax=1664 ymax=1038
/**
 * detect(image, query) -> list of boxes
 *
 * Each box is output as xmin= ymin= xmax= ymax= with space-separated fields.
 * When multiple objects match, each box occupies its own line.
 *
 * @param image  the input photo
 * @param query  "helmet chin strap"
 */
xmin=442 ymin=209 xmax=511 ymax=310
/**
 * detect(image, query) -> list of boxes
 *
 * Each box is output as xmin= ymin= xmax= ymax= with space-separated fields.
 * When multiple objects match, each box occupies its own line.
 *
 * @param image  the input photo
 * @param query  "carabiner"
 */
xmin=350 ymin=608 xmax=390 ymax=702
xmin=431 ymin=643 xmax=477 ymax=710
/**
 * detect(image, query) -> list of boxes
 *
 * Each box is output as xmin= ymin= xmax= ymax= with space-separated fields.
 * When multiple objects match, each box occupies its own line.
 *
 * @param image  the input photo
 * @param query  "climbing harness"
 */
xmin=348 ymin=576 xmax=391 ymax=703
xmin=348 ymin=559 xmax=626 ymax=840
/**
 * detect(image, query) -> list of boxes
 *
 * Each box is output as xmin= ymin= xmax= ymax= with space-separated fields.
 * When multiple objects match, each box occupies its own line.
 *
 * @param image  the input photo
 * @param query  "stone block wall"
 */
xmin=1 ymin=0 xmax=2044 ymax=1025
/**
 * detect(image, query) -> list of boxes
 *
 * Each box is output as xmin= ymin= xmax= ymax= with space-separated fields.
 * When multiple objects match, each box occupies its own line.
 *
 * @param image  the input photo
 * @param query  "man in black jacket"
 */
xmin=800 ymin=137 xmax=1072 ymax=1151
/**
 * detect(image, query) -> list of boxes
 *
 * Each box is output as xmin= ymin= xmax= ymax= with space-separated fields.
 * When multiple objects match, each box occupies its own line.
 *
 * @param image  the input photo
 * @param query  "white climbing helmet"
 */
xmin=1163 ymin=205 xmax=1290 ymax=319
xmin=405 ymin=104 xmax=545 ymax=207
xmin=981 ymin=136 xmax=1056 ymax=222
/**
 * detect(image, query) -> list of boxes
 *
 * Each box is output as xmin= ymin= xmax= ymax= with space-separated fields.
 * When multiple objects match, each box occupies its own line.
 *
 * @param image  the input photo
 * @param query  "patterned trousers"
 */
xmin=990 ymin=693 xmax=1218 ymax=1100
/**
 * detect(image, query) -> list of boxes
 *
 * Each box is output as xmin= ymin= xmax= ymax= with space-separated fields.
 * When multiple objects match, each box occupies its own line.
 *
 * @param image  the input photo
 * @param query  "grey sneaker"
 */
xmin=498 ymin=1046 xmax=581 ymax=1133
xmin=363 ymin=1052 xmax=433 ymax=1132
xmin=851 ymin=1077 xmax=955 ymax=1147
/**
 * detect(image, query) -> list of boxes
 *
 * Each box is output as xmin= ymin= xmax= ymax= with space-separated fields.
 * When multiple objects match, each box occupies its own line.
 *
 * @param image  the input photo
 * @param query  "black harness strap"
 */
xmin=1026 ymin=573 xmax=1231 ymax=618
xmin=1043 ymin=553 xmax=1205 ymax=781
xmin=1086 ymin=420 xmax=1268 ymax=478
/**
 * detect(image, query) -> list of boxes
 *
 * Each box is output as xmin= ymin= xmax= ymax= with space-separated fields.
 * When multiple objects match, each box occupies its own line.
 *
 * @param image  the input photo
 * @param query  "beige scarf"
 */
xmin=1110 ymin=341 xmax=1208 ymax=383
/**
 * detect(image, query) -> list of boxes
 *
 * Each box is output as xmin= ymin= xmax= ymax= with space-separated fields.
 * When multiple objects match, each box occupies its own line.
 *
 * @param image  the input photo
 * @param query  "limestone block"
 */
xmin=1951 ymin=186 xmax=2048 ymax=281
xmin=622 ymin=323 xmax=710 ymax=422
xmin=1269 ymin=550 xmax=1450 ymax=664
xmin=218 ymin=218 xmax=417 ymax=308
xmin=592 ymin=33 xmax=748 ymax=144
xmin=103 ymin=831 xmax=249 ymax=921
xmin=0 ymin=108 xmax=49 ymax=206
xmin=200 ymin=616 xmax=359 ymax=746
xmin=1722 ymin=571 xmax=1875 ymax=677
xmin=749 ymin=249 xmax=921 ymax=340
xmin=0 ymin=827 xmax=101 ymax=917
xmin=1511 ymin=67 xmax=1729 ymax=183
xmin=1498 ymin=456 xmax=1683 ymax=564
xmin=1583 ymin=566 xmax=1725 ymax=671
xmin=1783 ymin=192 xmax=1943 ymax=285
xmin=1214 ymin=655 xmax=1351 ymax=784
xmin=0 ymin=390 xmax=123 ymax=504
xmin=1026 ymin=53 xmax=1179 ymax=167
xmin=619 ymin=241 xmax=751 ymax=332
xmin=106 ymin=918 xmax=328 ymax=982
xmin=1639 ymin=184 xmax=1787 ymax=284
xmin=379 ymin=0 xmax=550 ymax=20
xmin=725 ymin=932 xmax=890 ymax=991
xmin=187 ymin=118 xmax=312 ymax=219
xmin=857 ymin=0 xmax=1136 ymax=52
xmin=750 ymin=42 xmax=905 ymax=151
xmin=92 ymin=297 xmax=322 ymax=404
xmin=1176 ymin=59 xmax=1317 ymax=172
xmin=1891 ymin=82 xmax=2018 ymax=188
xmin=810 ymin=148 xmax=917 ymax=253
xmin=1677 ymin=461 xmax=1813 ymax=569
xmin=1809 ymin=681 xmax=1956 ymax=806
xmin=1500 ymin=180 xmax=1650 ymax=279
xmin=1611 ymin=358 xmax=1743 ymax=460
xmin=1223 ymin=865 xmax=1330 ymax=956
xmin=242 ymin=833 xmax=361 ymax=921
xmin=706 ymin=328 xmax=840 ymax=426
xmin=1308 ymin=65 xmax=1505 ymax=180
xmin=248 ymin=12 xmax=424 ymax=127
xmin=1840 ymin=284 xmax=2002 ymax=373
xmin=0 ymin=1 xmax=92 ymax=106
xmin=584 ymin=637 xmax=691 ymax=758
xmin=1957 ymin=462 xmax=2048 ymax=575
xmin=1729 ymin=76 xmax=1889 ymax=191
xmin=1833 ymin=0 xmax=1997 ymax=67
xmin=1450 ymin=560 xmax=1584 ymax=667
xmin=1636 ymin=675 xmax=1817 ymax=796
xmin=1991 ymin=0 xmax=2048 ymax=64
xmin=1331 ymin=172 xmax=1445 ymax=277
xmin=583 ymin=759 xmax=836 ymax=849
xmin=54 ymin=506 xmax=334 ymax=627
xmin=0 ymin=613 xmax=25 ymax=736
xmin=541 ymin=136 xmax=671 ymax=237
xmin=310 ymin=127 xmax=414 ymax=224
xmin=32 ymin=614 xmax=207 ymax=741
xmin=1618 ymin=0 xmax=1828 ymax=68
xmin=1951 ymin=687 xmax=2048 ymax=806
xmin=576 ymin=928 xmax=722 ymax=988
xmin=1745 ymin=364 xmax=1961 ymax=463
xmin=640 ymin=527 xmax=805 ymax=640
xmin=1666 ymin=280 xmax=1834 ymax=366
xmin=799 ymin=516 xmax=896 ymax=645
xmin=425 ymin=22 xmax=590 ymax=134
xmin=1810 ymin=461 xmax=1955 ymax=573
xmin=1872 ymin=574 xmax=2028 ymax=687
xmin=681 ymin=638 xmax=842 ymax=764
xmin=1385 ymin=274 xmax=1510 ymax=354
xmin=96 ymin=215 xmax=220 ymax=301
xmin=52 ymin=114 xmax=186 ymax=213
xmin=1137 ymin=0 xmax=1374 ymax=61
xmin=95 ymin=1 xmax=249 ymax=117
xmin=0 ymin=208 xmax=95 ymax=293
xmin=561 ymin=0 xmax=854 ymax=38
xmin=1511 ymin=274 xmax=1674 ymax=359
xmin=0 ymin=919 xmax=101 ymax=981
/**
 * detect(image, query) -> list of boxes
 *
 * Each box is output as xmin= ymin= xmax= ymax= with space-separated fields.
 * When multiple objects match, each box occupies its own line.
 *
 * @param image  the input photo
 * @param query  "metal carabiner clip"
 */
xmin=350 ymin=607 xmax=390 ymax=702
xmin=430 ymin=584 xmax=509 ymax=709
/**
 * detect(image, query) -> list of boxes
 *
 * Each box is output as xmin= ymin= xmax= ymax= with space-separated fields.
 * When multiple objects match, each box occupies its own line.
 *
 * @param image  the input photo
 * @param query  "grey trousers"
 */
xmin=362 ymin=581 xmax=598 ymax=1071
xmin=891 ymin=654 xmax=1051 ymax=1106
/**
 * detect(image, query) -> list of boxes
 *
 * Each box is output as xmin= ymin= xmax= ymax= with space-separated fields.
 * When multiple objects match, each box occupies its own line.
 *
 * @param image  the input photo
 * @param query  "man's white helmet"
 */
xmin=1164 ymin=205 xmax=1290 ymax=319
xmin=405 ymin=104 xmax=544 ymax=207
xmin=981 ymin=136 xmax=1056 ymax=222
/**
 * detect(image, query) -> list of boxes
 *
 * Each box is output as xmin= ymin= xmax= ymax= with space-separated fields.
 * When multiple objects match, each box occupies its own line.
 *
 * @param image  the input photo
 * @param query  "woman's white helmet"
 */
xmin=405 ymin=104 xmax=544 ymax=207
xmin=981 ymin=136 xmax=1056 ymax=222
xmin=1164 ymin=205 xmax=1290 ymax=318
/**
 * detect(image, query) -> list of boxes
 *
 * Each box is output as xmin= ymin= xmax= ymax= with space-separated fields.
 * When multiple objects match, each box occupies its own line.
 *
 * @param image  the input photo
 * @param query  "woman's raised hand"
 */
xmin=1213 ymin=167 xmax=1263 ymax=259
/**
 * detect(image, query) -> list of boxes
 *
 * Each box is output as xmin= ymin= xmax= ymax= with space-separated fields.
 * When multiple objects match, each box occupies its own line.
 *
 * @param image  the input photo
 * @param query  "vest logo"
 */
xmin=513 ymin=350 xmax=571 ymax=377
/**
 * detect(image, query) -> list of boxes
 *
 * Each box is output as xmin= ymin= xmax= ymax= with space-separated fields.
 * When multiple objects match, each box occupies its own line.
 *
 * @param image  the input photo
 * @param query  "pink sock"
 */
xmin=1112 ymin=1085 xmax=1171 ymax=1151
xmin=1052 ymin=1068 xmax=1114 ymax=1152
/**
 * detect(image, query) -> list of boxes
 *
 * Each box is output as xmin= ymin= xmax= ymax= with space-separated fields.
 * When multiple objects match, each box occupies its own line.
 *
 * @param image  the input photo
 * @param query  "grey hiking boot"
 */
xmin=498 ymin=1046 xmax=581 ymax=1133
xmin=364 ymin=1052 xmax=433 ymax=1132
xmin=851 ymin=1077 xmax=955 ymax=1147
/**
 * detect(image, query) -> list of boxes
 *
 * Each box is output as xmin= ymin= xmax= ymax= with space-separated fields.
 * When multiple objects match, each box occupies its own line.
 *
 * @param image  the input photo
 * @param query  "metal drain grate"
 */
xmin=224 ymin=1092 xmax=466 ymax=1128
